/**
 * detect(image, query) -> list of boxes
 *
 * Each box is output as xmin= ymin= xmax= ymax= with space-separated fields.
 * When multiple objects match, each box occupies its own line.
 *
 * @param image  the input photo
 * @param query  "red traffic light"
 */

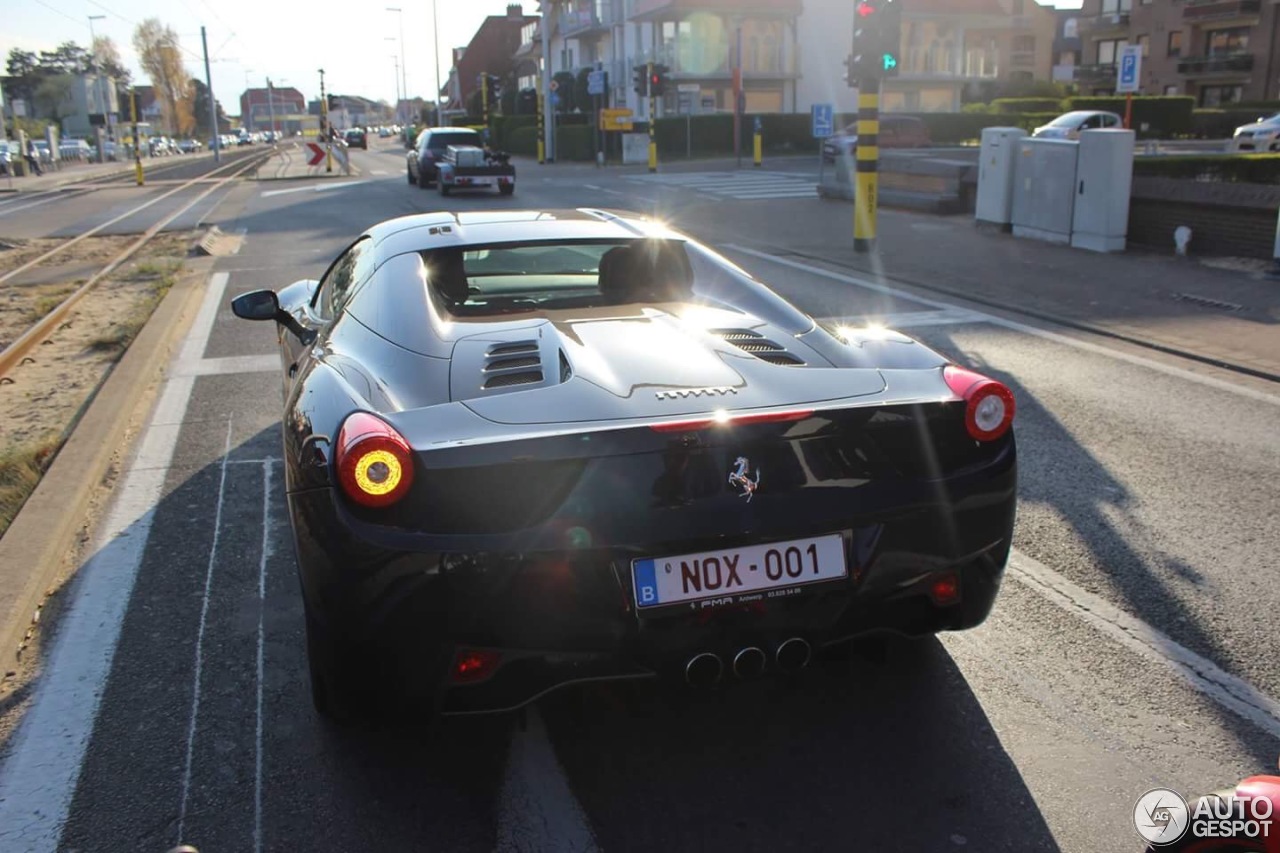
xmin=856 ymin=1 xmax=877 ymax=17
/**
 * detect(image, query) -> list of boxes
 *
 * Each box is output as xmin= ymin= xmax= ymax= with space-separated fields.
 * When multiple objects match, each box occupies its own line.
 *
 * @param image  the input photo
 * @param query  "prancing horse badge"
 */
xmin=728 ymin=456 xmax=760 ymax=502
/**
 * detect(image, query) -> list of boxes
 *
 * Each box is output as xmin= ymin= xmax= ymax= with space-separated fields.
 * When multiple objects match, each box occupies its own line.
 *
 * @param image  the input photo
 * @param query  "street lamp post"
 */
xmin=433 ymin=0 xmax=443 ymax=125
xmin=390 ymin=54 xmax=402 ymax=122
xmin=386 ymin=8 xmax=407 ymax=121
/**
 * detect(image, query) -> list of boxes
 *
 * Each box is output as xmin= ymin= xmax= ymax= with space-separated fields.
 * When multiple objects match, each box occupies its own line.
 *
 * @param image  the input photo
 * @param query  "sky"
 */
xmin=1 ymin=0 xmax=527 ymax=114
xmin=3 ymin=0 xmax=1084 ymax=116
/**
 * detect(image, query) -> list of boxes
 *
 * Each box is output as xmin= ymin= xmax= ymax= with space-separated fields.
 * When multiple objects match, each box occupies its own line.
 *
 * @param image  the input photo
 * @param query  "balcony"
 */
xmin=1182 ymin=0 xmax=1261 ymax=22
xmin=898 ymin=48 xmax=999 ymax=81
xmin=1177 ymin=52 xmax=1255 ymax=75
xmin=560 ymin=8 xmax=615 ymax=38
xmin=1091 ymin=10 xmax=1131 ymax=36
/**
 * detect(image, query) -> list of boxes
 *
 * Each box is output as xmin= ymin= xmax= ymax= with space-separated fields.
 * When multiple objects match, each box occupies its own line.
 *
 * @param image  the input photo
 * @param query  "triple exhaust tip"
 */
xmin=684 ymin=638 xmax=811 ymax=687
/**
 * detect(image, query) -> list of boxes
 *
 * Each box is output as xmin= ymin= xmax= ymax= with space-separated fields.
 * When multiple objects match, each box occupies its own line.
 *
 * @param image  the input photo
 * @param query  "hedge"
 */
xmin=1191 ymin=109 xmax=1277 ymax=140
xmin=1062 ymin=96 xmax=1194 ymax=138
xmin=507 ymin=125 xmax=539 ymax=156
xmin=555 ymin=125 xmax=595 ymax=161
xmin=991 ymin=98 xmax=1062 ymax=114
xmin=1133 ymin=154 xmax=1280 ymax=184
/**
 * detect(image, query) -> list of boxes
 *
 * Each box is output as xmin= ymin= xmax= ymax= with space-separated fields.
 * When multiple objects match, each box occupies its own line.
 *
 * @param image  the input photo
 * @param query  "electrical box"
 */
xmin=975 ymin=127 xmax=1027 ymax=227
xmin=1010 ymin=138 xmax=1079 ymax=245
xmin=1071 ymin=129 xmax=1135 ymax=252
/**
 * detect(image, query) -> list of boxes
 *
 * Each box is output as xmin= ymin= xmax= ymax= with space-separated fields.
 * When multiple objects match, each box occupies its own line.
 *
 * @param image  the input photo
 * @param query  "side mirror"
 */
xmin=231 ymin=289 xmax=280 ymax=320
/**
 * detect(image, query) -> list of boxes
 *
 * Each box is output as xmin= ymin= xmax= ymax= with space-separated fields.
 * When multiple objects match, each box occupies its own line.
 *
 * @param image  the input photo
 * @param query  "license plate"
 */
xmin=632 ymin=533 xmax=846 ymax=613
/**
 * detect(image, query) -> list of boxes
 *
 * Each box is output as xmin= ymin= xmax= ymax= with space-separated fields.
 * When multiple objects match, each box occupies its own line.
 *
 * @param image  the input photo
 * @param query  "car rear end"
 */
xmin=290 ymin=367 xmax=1016 ymax=714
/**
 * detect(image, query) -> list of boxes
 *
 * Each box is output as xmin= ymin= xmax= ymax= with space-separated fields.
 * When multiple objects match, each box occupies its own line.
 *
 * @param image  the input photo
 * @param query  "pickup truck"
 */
xmin=436 ymin=144 xmax=515 ymax=197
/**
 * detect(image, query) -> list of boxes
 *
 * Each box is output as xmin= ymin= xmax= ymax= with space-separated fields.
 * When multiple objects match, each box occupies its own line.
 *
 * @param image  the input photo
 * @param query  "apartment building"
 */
xmin=1075 ymin=0 xmax=1280 ymax=104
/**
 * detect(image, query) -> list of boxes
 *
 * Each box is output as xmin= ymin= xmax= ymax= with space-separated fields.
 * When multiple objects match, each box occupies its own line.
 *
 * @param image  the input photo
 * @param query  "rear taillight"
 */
xmin=943 ymin=366 xmax=1015 ymax=442
xmin=335 ymin=412 xmax=415 ymax=508
xmin=450 ymin=648 xmax=502 ymax=684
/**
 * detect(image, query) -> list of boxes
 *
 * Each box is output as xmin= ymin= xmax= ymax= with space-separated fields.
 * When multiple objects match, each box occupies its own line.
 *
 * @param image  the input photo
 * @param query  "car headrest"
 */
xmin=597 ymin=240 xmax=693 ymax=305
xmin=427 ymin=248 xmax=469 ymax=303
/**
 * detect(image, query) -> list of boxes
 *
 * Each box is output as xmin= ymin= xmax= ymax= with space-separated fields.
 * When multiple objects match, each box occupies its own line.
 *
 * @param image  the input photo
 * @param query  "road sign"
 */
xmin=587 ymin=70 xmax=605 ymax=96
xmin=811 ymin=103 xmax=834 ymax=138
xmin=306 ymin=142 xmax=325 ymax=166
xmin=550 ymin=92 xmax=560 ymax=107
xmin=1117 ymin=44 xmax=1142 ymax=94
xmin=599 ymin=108 xmax=634 ymax=131
xmin=549 ymin=80 xmax=559 ymax=92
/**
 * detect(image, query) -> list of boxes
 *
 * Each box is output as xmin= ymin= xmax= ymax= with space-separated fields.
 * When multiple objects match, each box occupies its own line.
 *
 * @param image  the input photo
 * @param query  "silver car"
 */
xmin=1227 ymin=113 xmax=1280 ymax=153
xmin=1032 ymin=110 xmax=1123 ymax=140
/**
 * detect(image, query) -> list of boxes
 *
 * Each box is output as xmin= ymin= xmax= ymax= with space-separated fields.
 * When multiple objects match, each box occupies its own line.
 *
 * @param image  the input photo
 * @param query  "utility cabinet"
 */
xmin=975 ymin=127 xmax=1027 ymax=227
xmin=1010 ymin=138 xmax=1079 ymax=245
xmin=1071 ymin=129 xmax=1135 ymax=252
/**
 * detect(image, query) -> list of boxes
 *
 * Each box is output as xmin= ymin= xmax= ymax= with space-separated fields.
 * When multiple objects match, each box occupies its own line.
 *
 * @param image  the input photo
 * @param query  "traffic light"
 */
xmin=485 ymin=74 xmax=501 ymax=104
xmin=650 ymin=64 xmax=669 ymax=97
xmin=851 ymin=0 xmax=902 ymax=80
xmin=633 ymin=65 xmax=649 ymax=97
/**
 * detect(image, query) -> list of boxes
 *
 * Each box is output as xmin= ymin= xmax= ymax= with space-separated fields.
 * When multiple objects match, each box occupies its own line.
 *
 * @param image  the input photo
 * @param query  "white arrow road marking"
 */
xmin=260 ymin=180 xmax=369 ymax=198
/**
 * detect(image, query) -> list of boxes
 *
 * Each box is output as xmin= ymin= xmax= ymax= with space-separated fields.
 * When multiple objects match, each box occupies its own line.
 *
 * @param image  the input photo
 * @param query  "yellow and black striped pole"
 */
xmin=854 ymin=81 xmax=879 ymax=253
xmin=647 ymin=61 xmax=657 ymax=173
xmin=536 ymin=85 xmax=545 ymax=164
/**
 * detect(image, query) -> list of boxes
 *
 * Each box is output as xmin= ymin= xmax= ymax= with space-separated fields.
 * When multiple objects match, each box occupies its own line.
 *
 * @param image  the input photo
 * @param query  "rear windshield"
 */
xmin=424 ymin=239 xmax=693 ymax=315
xmin=428 ymin=131 xmax=481 ymax=150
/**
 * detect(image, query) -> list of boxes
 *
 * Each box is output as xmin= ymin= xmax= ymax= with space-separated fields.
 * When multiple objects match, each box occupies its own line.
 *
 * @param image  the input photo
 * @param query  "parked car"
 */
xmin=176 ymin=138 xmax=203 ymax=154
xmin=822 ymin=115 xmax=931 ymax=163
xmin=344 ymin=128 xmax=368 ymax=149
xmin=0 ymin=141 xmax=12 ymax=175
xmin=406 ymin=127 xmax=484 ymax=188
xmin=32 ymin=140 xmax=53 ymax=164
xmin=1227 ymin=112 xmax=1280 ymax=153
xmin=60 ymin=139 xmax=92 ymax=160
xmin=229 ymin=209 xmax=1018 ymax=722
xmin=1031 ymin=110 xmax=1122 ymax=140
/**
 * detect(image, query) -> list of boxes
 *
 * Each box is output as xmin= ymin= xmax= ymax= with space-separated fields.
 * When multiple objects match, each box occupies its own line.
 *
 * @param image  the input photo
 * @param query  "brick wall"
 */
xmin=1127 ymin=177 xmax=1280 ymax=259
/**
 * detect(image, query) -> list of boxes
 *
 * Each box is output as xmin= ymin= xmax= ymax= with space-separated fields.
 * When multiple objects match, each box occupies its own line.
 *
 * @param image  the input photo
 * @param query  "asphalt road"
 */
xmin=0 ymin=139 xmax=1277 ymax=853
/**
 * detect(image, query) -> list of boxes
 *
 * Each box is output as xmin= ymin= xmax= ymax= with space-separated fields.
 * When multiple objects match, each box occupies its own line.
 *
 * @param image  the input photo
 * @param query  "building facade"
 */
xmin=446 ymin=4 xmax=538 ymax=113
xmin=1074 ymin=0 xmax=1280 ymax=104
xmin=240 ymin=87 xmax=306 ymax=132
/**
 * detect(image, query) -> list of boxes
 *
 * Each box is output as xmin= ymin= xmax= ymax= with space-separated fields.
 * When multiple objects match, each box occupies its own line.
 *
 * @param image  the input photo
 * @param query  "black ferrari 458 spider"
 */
xmin=231 ymin=209 xmax=1017 ymax=721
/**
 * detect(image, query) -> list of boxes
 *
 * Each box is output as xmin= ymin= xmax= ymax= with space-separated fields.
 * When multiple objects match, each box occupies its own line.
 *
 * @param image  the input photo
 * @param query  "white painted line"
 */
xmin=725 ymin=245 xmax=1280 ymax=406
xmin=371 ymin=169 xmax=388 ymax=175
xmin=176 ymin=354 xmax=278 ymax=376
xmin=820 ymin=309 xmax=985 ymax=328
xmin=253 ymin=460 xmax=274 ymax=853
xmin=732 ymin=191 xmax=818 ymax=200
xmin=178 ymin=272 xmax=229 ymax=365
xmin=0 ymin=270 xmax=232 ymax=851
xmin=177 ymin=417 xmax=233 ymax=842
xmin=0 ymin=192 xmax=80 ymax=218
xmin=259 ymin=180 xmax=369 ymax=198
xmin=495 ymin=706 xmax=598 ymax=853
xmin=584 ymin=184 xmax=602 ymax=190
xmin=1008 ymin=550 xmax=1280 ymax=739
xmin=599 ymin=188 xmax=625 ymax=196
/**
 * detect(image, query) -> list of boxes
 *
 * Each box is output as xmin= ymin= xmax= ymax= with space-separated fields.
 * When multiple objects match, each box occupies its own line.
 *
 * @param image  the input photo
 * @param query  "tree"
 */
xmin=38 ymin=42 xmax=90 ymax=76
xmin=33 ymin=75 xmax=74 ymax=123
xmin=133 ymin=19 xmax=195 ymax=135
xmin=5 ymin=48 xmax=41 ymax=106
xmin=190 ymin=79 xmax=229 ymax=136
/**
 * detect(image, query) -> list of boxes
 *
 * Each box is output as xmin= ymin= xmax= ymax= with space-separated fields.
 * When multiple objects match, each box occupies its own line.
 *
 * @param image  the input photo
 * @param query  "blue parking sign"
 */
xmin=1116 ymin=44 xmax=1142 ymax=93
xmin=811 ymin=103 xmax=834 ymax=139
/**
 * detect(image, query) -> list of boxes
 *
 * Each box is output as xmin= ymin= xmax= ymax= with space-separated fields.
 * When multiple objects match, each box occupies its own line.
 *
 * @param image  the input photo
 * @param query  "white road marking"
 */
xmin=259 ymin=180 xmax=369 ymax=198
xmin=726 ymin=245 xmax=1280 ymax=406
xmin=1008 ymin=550 xmax=1280 ymax=739
xmin=177 ymin=416 xmax=234 ymax=842
xmin=371 ymin=169 xmax=388 ymax=175
xmin=584 ymin=184 xmax=602 ymax=190
xmin=496 ymin=706 xmax=599 ymax=853
xmin=254 ymin=460 xmax=275 ymax=853
xmin=0 ymin=192 xmax=81 ymax=218
xmin=0 ymin=272 xmax=232 ymax=851
xmin=628 ymin=171 xmax=816 ymax=200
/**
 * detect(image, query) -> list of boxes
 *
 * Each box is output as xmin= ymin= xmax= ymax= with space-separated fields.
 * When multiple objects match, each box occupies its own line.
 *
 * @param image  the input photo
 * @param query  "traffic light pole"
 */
xmin=647 ymin=61 xmax=657 ymax=173
xmin=854 ymin=78 xmax=879 ymax=253
xmin=536 ymin=86 xmax=545 ymax=164
xmin=481 ymin=74 xmax=490 ymax=132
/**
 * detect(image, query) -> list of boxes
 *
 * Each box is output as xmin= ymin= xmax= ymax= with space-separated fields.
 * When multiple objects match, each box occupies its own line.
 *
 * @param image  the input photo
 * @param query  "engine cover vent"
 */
xmin=483 ymin=340 xmax=543 ymax=389
xmin=709 ymin=328 xmax=805 ymax=366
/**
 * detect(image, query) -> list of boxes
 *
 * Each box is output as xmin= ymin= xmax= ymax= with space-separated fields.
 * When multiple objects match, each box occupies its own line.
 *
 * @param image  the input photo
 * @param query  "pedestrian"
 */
xmin=25 ymin=139 xmax=43 ymax=176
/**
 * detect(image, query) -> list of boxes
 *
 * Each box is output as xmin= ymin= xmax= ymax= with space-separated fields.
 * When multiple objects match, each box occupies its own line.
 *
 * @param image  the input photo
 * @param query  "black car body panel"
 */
xmin=243 ymin=209 xmax=1018 ymax=716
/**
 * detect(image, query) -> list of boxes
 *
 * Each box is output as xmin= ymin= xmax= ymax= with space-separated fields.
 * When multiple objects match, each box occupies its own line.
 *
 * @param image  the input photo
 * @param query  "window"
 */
xmin=1098 ymin=39 xmax=1127 ymax=65
xmin=1063 ymin=18 xmax=1078 ymax=38
xmin=1136 ymin=34 xmax=1149 ymax=57
xmin=1164 ymin=84 xmax=1180 ymax=95
xmin=1207 ymin=27 xmax=1249 ymax=55
xmin=1013 ymin=35 xmax=1035 ymax=53
xmin=1199 ymin=84 xmax=1243 ymax=106
xmin=1101 ymin=0 xmax=1132 ymax=13
xmin=316 ymin=237 xmax=375 ymax=319
xmin=1167 ymin=31 xmax=1183 ymax=57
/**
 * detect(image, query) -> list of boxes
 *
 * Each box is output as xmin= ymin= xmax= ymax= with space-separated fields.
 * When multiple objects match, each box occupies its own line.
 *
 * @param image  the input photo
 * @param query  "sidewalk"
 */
xmin=675 ymin=198 xmax=1280 ymax=380
xmin=0 ymin=151 xmax=210 ymax=192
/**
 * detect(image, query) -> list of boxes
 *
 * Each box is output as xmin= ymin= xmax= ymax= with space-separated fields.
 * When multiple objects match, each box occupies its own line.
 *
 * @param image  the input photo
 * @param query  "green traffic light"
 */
xmin=883 ymin=54 xmax=898 ymax=70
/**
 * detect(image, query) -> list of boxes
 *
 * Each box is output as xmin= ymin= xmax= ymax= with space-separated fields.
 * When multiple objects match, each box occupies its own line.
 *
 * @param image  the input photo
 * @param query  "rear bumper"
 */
xmin=288 ymin=439 xmax=1016 ymax=714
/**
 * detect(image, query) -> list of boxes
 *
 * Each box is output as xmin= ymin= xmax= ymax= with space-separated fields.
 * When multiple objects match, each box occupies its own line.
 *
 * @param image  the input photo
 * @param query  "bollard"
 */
xmin=753 ymin=116 xmax=762 ymax=167
xmin=1270 ymin=209 xmax=1280 ymax=279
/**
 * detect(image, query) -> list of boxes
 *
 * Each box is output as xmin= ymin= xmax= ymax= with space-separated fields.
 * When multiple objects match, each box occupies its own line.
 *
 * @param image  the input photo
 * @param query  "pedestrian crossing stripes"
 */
xmin=625 ymin=170 xmax=817 ymax=200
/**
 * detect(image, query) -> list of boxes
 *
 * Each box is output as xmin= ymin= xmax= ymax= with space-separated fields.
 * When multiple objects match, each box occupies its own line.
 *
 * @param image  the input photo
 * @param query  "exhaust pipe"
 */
xmin=732 ymin=647 xmax=767 ymax=679
xmin=684 ymin=652 xmax=723 ymax=687
xmin=775 ymin=638 xmax=812 ymax=673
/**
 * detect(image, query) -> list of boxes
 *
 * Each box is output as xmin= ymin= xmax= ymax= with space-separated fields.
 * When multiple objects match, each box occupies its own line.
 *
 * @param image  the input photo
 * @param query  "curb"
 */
xmin=0 ymin=256 xmax=215 ymax=671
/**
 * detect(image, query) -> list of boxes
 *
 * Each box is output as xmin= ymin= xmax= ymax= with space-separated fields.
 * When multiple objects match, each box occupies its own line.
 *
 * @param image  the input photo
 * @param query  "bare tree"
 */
xmin=132 ymin=19 xmax=194 ymax=135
